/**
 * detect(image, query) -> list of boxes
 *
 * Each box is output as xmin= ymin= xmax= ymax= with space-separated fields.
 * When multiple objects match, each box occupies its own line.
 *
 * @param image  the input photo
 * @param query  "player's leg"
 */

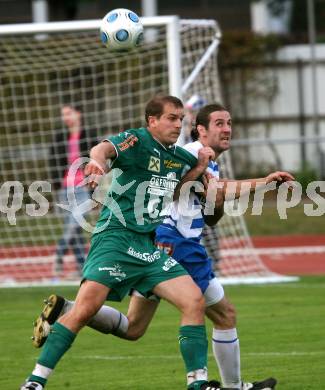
xmin=34 ymin=226 xmax=162 ymax=347
xmin=32 ymin=294 xmax=129 ymax=347
xmin=204 ymin=282 xmax=241 ymax=389
xmin=153 ymin=275 xmax=216 ymax=390
xmin=68 ymin=291 xmax=158 ymax=340
xmin=154 ymin=232 xmax=221 ymax=388
xmin=22 ymin=280 xmax=110 ymax=389
xmin=205 ymin=281 xmax=277 ymax=390
xmin=124 ymin=291 xmax=160 ymax=340
xmin=156 ymin=229 xmax=275 ymax=389
xmin=32 ymin=291 xmax=158 ymax=347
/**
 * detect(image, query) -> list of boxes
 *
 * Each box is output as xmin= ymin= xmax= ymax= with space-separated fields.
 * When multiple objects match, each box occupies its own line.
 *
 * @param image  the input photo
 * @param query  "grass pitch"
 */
xmin=1 ymin=276 xmax=325 ymax=389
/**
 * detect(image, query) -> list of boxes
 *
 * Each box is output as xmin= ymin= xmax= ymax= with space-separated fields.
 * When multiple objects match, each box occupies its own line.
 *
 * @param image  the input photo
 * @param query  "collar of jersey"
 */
xmin=146 ymin=128 xmax=176 ymax=152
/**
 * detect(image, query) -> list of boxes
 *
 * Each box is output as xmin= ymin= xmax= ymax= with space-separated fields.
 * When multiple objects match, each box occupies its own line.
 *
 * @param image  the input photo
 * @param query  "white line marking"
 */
xmin=71 ymin=351 xmax=325 ymax=361
xmin=221 ymin=245 xmax=325 ymax=257
xmin=1 ymin=245 xmax=325 ymax=266
xmin=0 ymin=350 xmax=323 ymax=363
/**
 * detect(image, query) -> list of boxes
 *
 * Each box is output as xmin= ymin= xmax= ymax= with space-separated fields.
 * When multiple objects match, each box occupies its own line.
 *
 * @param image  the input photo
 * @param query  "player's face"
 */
xmin=205 ymin=110 xmax=232 ymax=153
xmin=61 ymin=106 xmax=81 ymax=129
xmin=149 ymin=103 xmax=184 ymax=146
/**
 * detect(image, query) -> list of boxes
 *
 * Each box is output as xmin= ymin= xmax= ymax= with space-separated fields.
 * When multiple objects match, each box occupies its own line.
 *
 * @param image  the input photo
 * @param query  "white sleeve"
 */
xmin=182 ymin=141 xmax=201 ymax=158
xmin=183 ymin=141 xmax=219 ymax=179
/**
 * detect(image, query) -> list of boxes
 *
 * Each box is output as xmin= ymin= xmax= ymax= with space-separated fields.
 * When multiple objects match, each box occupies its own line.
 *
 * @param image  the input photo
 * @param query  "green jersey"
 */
xmin=95 ymin=127 xmax=197 ymax=233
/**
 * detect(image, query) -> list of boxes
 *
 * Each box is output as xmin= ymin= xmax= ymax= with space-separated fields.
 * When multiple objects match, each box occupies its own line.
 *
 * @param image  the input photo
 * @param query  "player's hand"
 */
xmin=265 ymin=171 xmax=295 ymax=190
xmin=202 ymin=172 xmax=214 ymax=188
xmin=197 ymin=147 xmax=215 ymax=174
xmin=214 ymin=181 xmax=225 ymax=208
xmin=201 ymin=172 xmax=212 ymax=198
xmin=202 ymin=174 xmax=225 ymax=207
xmin=84 ymin=159 xmax=106 ymax=189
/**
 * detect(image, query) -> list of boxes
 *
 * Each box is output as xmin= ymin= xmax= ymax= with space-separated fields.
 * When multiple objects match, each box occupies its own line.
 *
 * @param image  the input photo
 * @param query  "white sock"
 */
xmin=187 ymin=368 xmax=208 ymax=386
xmin=212 ymin=328 xmax=241 ymax=388
xmin=32 ymin=363 xmax=53 ymax=379
xmin=63 ymin=300 xmax=129 ymax=337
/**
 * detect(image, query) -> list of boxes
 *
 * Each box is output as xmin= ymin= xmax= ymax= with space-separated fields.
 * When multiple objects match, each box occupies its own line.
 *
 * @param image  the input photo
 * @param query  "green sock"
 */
xmin=188 ymin=380 xmax=206 ymax=390
xmin=178 ymin=325 xmax=208 ymax=377
xmin=37 ymin=322 xmax=76 ymax=369
xmin=28 ymin=375 xmax=47 ymax=386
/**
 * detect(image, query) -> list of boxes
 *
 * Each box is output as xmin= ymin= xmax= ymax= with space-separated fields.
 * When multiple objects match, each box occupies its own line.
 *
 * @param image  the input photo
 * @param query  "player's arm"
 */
xmin=85 ymin=140 xmax=117 ymax=189
xmin=201 ymin=171 xmax=294 ymax=224
xmin=218 ymin=171 xmax=295 ymax=199
xmin=201 ymin=173 xmax=224 ymax=226
xmin=173 ymin=146 xmax=215 ymax=201
xmin=203 ymin=195 xmax=224 ymax=226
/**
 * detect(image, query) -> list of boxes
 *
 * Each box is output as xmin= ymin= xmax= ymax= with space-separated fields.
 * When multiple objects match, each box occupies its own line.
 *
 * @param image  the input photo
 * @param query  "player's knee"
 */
xmin=77 ymin=313 xmax=93 ymax=327
xmin=59 ymin=311 xmax=88 ymax=331
xmin=71 ymin=305 xmax=99 ymax=326
xmin=124 ymin=315 xmax=147 ymax=341
xmin=184 ymin=291 xmax=205 ymax=317
xmin=125 ymin=329 xmax=145 ymax=341
xmin=214 ymin=301 xmax=237 ymax=328
xmin=125 ymin=324 xmax=146 ymax=341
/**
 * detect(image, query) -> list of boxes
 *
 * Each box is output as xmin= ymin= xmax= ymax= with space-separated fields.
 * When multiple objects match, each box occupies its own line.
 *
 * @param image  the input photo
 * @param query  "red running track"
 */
xmin=252 ymin=235 xmax=325 ymax=276
xmin=0 ymin=235 xmax=324 ymax=283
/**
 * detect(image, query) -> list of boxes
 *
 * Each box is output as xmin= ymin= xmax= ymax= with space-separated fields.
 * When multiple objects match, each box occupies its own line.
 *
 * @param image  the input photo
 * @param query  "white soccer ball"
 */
xmin=100 ymin=8 xmax=144 ymax=52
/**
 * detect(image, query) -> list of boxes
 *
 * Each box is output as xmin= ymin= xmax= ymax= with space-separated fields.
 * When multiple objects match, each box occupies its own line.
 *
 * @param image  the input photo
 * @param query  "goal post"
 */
xmin=0 ymin=17 xmax=296 ymax=287
xmin=0 ymin=16 xmax=183 ymax=98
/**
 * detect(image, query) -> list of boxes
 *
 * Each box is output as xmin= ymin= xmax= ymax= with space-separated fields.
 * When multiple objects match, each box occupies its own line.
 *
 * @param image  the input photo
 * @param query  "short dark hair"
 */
xmin=145 ymin=95 xmax=183 ymax=124
xmin=191 ymin=103 xmax=227 ymax=141
xmin=62 ymin=103 xmax=83 ymax=114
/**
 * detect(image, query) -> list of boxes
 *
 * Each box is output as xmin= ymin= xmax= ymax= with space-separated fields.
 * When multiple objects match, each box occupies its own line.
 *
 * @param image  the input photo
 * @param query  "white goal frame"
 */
xmin=0 ymin=17 xmax=183 ymax=98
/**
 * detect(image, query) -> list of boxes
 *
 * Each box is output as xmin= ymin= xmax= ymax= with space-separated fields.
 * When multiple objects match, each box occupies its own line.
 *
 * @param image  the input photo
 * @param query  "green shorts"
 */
xmin=82 ymin=228 xmax=188 ymax=301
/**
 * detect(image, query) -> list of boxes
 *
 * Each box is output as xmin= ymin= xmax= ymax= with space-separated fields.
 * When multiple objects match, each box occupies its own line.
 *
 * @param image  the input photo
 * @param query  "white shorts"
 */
xmin=204 ymin=277 xmax=224 ymax=307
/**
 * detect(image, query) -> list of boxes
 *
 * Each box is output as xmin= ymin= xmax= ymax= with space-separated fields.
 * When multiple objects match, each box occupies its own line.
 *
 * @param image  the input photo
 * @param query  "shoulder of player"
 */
xmin=174 ymin=144 xmax=198 ymax=166
xmin=113 ymin=127 xmax=145 ymax=150
xmin=122 ymin=127 xmax=148 ymax=141
xmin=182 ymin=141 xmax=203 ymax=156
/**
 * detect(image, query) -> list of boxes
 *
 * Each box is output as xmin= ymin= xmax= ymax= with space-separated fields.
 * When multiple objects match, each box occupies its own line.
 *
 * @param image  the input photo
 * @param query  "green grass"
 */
xmin=2 ymin=276 xmax=325 ymax=389
xmin=0 ymin=214 xmax=94 ymax=246
xmin=244 ymin=202 xmax=324 ymax=236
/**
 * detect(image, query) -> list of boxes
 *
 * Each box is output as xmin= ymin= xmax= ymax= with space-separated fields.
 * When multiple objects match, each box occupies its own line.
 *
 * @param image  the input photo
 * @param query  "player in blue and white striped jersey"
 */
xmin=155 ymin=104 xmax=282 ymax=390
xmin=156 ymin=139 xmax=221 ymax=295
xmin=156 ymin=104 xmax=243 ymax=387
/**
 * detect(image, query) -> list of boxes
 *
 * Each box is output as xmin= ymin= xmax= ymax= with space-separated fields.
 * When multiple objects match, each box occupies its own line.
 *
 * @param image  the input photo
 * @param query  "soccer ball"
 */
xmin=100 ymin=8 xmax=144 ymax=52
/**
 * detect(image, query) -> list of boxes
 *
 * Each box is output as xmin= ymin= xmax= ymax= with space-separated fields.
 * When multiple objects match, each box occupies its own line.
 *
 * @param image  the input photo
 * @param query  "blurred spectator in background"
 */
xmin=49 ymin=104 xmax=97 ymax=277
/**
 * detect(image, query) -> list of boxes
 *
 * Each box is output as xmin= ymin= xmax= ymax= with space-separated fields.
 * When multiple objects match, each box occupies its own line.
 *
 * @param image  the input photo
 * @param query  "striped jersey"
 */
xmin=160 ymin=141 xmax=219 ymax=239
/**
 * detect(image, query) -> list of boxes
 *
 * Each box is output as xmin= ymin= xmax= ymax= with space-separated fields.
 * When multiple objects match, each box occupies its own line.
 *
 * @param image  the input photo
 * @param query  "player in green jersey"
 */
xmin=21 ymin=95 xmax=220 ymax=390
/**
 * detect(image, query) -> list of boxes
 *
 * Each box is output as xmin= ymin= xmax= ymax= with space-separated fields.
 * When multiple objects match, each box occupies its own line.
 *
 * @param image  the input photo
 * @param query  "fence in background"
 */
xmin=221 ymin=55 xmax=325 ymax=178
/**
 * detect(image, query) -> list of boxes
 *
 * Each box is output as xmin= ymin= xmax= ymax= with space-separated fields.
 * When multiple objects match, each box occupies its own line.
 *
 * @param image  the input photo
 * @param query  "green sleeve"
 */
xmin=107 ymin=130 xmax=140 ymax=169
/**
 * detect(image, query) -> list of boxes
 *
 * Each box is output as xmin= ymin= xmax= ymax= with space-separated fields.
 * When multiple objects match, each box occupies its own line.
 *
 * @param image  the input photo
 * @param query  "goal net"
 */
xmin=0 ymin=17 xmax=294 ymax=286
